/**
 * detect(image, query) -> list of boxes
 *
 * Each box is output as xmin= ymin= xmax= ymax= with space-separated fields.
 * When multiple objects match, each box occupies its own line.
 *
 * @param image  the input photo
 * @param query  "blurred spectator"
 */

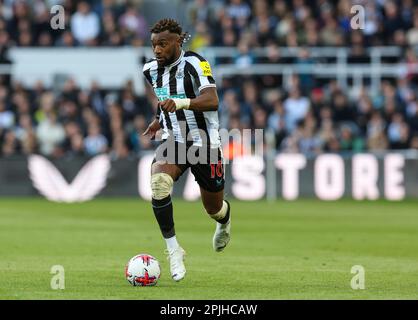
xmin=61 ymin=120 xmax=80 ymax=149
xmin=68 ymin=132 xmax=85 ymax=156
xmin=267 ymin=99 xmax=284 ymax=133
xmin=84 ymin=124 xmax=108 ymax=156
xmin=367 ymin=111 xmax=389 ymax=151
xmin=71 ymin=1 xmax=100 ymax=46
xmin=339 ymin=124 xmax=364 ymax=152
xmin=234 ymin=39 xmax=254 ymax=67
xmin=186 ymin=0 xmax=214 ymax=28
xmin=226 ymin=0 xmax=251 ymax=29
xmin=332 ymin=92 xmax=356 ymax=123
xmin=410 ymin=134 xmax=418 ymax=149
xmin=295 ymin=48 xmax=315 ymax=94
xmin=120 ymin=87 xmax=137 ymax=121
xmin=283 ymin=87 xmax=310 ymax=132
xmin=110 ymin=131 xmax=129 ymax=159
xmin=118 ymin=4 xmax=147 ymax=45
xmin=383 ymin=1 xmax=404 ymax=42
xmin=252 ymin=0 xmax=277 ymax=46
xmin=262 ymin=43 xmax=283 ymax=64
xmin=290 ymin=109 xmax=320 ymax=155
xmin=219 ymin=89 xmax=251 ymax=129
xmin=130 ymin=114 xmax=152 ymax=154
xmin=189 ymin=21 xmax=211 ymax=51
xmin=281 ymin=119 xmax=303 ymax=153
xmin=275 ymin=13 xmax=294 ymax=42
xmin=388 ymin=113 xmax=411 ymax=149
xmin=253 ymin=107 xmax=267 ymax=129
xmin=267 ymin=99 xmax=286 ymax=149
xmin=14 ymin=113 xmax=33 ymax=143
xmin=56 ymin=31 xmax=76 ymax=47
xmin=362 ymin=1 xmax=381 ymax=43
xmin=318 ymin=118 xmax=337 ymax=152
xmin=36 ymin=112 xmax=65 ymax=156
xmin=320 ymin=17 xmax=344 ymax=46
xmin=0 ymin=99 xmax=14 ymax=130
xmin=406 ymin=13 xmax=418 ymax=46
xmin=408 ymin=102 xmax=418 ymax=133
xmin=1 ymin=130 xmax=19 ymax=156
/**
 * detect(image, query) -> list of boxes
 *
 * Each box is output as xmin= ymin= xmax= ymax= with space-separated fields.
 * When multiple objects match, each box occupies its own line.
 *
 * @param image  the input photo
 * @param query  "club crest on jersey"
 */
xmin=176 ymin=68 xmax=184 ymax=79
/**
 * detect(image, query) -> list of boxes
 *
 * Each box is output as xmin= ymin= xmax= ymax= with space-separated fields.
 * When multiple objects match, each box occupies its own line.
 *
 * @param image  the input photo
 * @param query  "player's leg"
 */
xmin=191 ymin=146 xmax=231 ymax=251
xmin=200 ymin=187 xmax=231 ymax=252
xmin=151 ymin=161 xmax=182 ymax=241
xmin=200 ymin=188 xmax=228 ymax=221
xmin=150 ymin=161 xmax=186 ymax=281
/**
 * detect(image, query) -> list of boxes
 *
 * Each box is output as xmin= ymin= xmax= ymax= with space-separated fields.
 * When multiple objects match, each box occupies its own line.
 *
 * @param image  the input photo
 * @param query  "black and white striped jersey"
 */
xmin=142 ymin=50 xmax=221 ymax=148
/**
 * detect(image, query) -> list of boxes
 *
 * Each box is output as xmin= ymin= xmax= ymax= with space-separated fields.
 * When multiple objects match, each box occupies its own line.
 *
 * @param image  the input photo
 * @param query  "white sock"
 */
xmin=165 ymin=235 xmax=179 ymax=251
xmin=209 ymin=200 xmax=228 ymax=221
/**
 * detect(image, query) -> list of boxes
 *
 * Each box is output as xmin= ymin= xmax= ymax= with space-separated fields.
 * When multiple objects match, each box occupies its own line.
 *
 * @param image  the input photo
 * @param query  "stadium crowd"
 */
xmin=0 ymin=0 xmax=418 ymax=158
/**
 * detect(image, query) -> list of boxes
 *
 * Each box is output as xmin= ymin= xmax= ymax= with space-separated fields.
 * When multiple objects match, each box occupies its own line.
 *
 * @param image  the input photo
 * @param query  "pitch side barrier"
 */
xmin=0 ymin=151 xmax=417 ymax=201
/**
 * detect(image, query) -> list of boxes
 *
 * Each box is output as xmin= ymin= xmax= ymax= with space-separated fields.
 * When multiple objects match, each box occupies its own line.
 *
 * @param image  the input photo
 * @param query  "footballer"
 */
xmin=142 ymin=18 xmax=231 ymax=281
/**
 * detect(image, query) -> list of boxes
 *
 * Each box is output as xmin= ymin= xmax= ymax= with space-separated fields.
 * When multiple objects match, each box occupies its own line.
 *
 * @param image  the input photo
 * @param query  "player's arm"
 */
xmin=142 ymin=118 xmax=160 ymax=139
xmin=160 ymin=56 xmax=218 ymax=113
xmin=144 ymin=81 xmax=162 ymax=120
xmin=142 ymin=78 xmax=161 ymax=139
xmin=159 ymin=87 xmax=219 ymax=113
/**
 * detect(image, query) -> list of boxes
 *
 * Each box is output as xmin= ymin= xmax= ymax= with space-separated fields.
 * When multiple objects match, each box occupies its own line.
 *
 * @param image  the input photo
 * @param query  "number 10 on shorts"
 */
xmin=210 ymin=161 xmax=223 ymax=179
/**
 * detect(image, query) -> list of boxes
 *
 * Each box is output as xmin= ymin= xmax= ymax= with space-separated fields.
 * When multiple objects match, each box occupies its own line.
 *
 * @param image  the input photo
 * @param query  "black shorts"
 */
xmin=152 ymin=141 xmax=225 ymax=193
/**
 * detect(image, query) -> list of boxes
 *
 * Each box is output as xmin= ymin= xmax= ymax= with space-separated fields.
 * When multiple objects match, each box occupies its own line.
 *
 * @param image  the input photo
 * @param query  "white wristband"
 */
xmin=172 ymin=98 xmax=191 ymax=110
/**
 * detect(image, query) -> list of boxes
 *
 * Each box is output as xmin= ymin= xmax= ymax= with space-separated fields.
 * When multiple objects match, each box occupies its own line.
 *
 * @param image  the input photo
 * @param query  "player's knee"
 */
xmin=151 ymin=173 xmax=173 ymax=200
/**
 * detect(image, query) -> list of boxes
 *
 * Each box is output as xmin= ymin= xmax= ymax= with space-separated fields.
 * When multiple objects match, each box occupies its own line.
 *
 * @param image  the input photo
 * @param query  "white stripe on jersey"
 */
xmin=161 ymin=68 xmax=185 ymax=143
xmin=203 ymin=111 xmax=221 ymax=147
xmin=143 ymin=60 xmax=158 ymax=74
xmin=184 ymin=109 xmax=203 ymax=145
xmin=175 ymin=60 xmax=202 ymax=146
xmin=159 ymin=111 xmax=170 ymax=140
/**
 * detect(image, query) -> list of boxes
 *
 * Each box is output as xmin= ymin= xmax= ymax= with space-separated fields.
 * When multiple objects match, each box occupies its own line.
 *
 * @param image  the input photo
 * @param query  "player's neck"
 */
xmin=166 ymin=50 xmax=184 ymax=68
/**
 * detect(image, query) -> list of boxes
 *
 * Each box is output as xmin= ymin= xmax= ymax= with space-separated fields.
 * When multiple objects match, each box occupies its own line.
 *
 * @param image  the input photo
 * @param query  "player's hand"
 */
xmin=142 ymin=119 xmax=161 ymax=140
xmin=159 ymin=99 xmax=177 ymax=113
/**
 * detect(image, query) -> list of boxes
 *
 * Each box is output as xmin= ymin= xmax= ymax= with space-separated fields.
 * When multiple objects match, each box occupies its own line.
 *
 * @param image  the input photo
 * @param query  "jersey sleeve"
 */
xmin=142 ymin=62 xmax=160 ymax=119
xmin=187 ymin=56 xmax=216 ymax=92
xmin=142 ymin=65 xmax=153 ymax=86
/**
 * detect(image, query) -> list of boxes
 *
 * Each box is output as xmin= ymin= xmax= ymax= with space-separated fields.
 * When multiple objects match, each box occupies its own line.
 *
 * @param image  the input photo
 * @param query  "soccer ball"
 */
xmin=125 ymin=254 xmax=161 ymax=286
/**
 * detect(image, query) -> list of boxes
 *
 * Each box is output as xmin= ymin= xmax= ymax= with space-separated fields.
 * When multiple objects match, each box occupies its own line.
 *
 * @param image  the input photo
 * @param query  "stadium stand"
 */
xmin=0 ymin=0 xmax=418 ymax=158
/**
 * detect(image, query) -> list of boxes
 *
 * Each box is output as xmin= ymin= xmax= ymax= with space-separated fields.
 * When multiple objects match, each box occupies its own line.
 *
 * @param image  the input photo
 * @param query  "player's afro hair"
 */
xmin=151 ymin=18 xmax=182 ymax=35
xmin=150 ymin=18 xmax=190 ymax=44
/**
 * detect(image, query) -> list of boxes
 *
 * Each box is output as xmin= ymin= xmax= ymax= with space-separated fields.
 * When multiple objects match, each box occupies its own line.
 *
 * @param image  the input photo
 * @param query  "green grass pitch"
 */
xmin=0 ymin=198 xmax=418 ymax=299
